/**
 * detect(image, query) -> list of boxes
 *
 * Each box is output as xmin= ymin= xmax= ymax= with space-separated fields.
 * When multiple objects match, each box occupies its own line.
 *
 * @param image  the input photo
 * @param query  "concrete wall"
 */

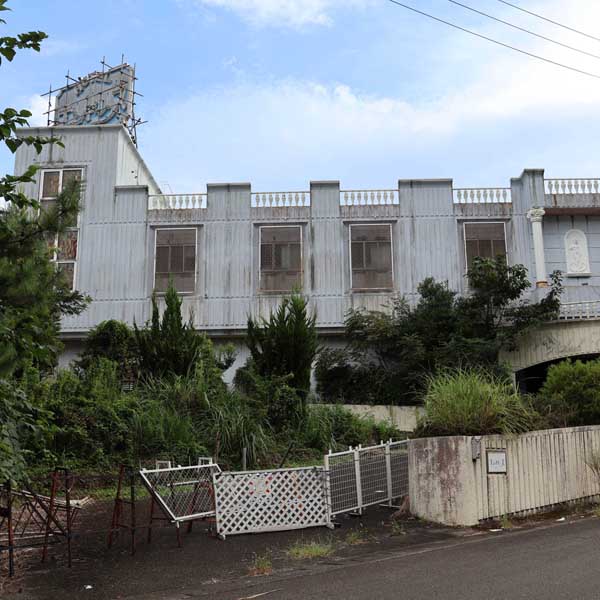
xmin=409 ymin=426 xmax=600 ymax=526
xmin=316 ymin=404 xmax=423 ymax=432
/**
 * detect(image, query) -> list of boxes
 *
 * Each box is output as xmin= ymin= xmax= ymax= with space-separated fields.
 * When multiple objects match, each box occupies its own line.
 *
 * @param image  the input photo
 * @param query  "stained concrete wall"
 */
xmin=409 ymin=426 xmax=600 ymax=526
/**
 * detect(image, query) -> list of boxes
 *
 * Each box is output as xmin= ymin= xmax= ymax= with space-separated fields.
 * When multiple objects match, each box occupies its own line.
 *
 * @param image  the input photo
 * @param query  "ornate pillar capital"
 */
xmin=527 ymin=207 xmax=545 ymax=223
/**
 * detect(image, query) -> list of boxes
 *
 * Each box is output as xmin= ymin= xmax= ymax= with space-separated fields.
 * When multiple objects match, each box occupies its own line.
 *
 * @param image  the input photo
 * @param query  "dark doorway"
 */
xmin=516 ymin=353 xmax=600 ymax=394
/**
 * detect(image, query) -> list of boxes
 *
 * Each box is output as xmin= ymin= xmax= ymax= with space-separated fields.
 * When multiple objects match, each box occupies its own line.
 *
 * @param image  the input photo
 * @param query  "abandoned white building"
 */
xmin=13 ymin=64 xmax=600 ymax=387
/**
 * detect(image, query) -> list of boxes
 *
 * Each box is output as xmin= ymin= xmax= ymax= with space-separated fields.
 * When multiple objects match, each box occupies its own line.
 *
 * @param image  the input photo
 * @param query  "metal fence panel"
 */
xmin=325 ymin=452 xmax=359 ymax=515
xmin=325 ymin=441 xmax=409 ymax=516
xmin=359 ymin=445 xmax=389 ymax=506
xmin=139 ymin=464 xmax=220 ymax=522
xmin=390 ymin=441 xmax=409 ymax=499
xmin=213 ymin=467 xmax=332 ymax=538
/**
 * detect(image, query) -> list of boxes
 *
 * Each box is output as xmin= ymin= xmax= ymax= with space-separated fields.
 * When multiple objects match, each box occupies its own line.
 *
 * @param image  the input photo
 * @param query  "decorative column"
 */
xmin=527 ymin=207 xmax=547 ymax=287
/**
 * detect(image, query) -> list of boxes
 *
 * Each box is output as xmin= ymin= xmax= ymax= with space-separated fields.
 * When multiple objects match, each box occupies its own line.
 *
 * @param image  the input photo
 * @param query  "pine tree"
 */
xmin=0 ymin=0 xmax=88 ymax=481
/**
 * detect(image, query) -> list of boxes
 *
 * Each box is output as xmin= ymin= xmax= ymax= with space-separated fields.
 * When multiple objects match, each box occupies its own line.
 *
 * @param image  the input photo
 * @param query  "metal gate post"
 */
xmin=354 ymin=446 xmax=363 ymax=514
xmin=323 ymin=454 xmax=335 ymax=528
xmin=385 ymin=441 xmax=393 ymax=507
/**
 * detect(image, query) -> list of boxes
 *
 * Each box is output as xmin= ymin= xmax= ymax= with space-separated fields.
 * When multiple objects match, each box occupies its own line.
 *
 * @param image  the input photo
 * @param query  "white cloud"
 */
xmin=25 ymin=95 xmax=52 ymax=127
xmin=143 ymin=0 xmax=600 ymax=189
xmin=186 ymin=0 xmax=371 ymax=27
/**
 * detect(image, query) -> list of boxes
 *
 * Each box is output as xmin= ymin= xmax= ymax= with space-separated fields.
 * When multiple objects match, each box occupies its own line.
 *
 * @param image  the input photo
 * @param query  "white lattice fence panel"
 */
xmin=139 ymin=464 xmax=220 ymax=522
xmin=213 ymin=467 xmax=332 ymax=537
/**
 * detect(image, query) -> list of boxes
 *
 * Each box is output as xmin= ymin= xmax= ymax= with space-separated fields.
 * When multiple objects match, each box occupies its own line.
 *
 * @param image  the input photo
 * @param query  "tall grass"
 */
xmin=417 ymin=369 xmax=538 ymax=437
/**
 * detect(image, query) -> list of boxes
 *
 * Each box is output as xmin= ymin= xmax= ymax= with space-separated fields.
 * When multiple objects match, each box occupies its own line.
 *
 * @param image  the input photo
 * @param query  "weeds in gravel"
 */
xmin=286 ymin=539 xmax=334 ymax=560
xmin=345 ymin=528 xmax=371 ymax=545
xmin=248 ymin=552 xmax=272 ymax=576
xmin=391 ymin=520 xmax=407 ymax=536
xmin=500 ymin=515 xmax=514 ymax=530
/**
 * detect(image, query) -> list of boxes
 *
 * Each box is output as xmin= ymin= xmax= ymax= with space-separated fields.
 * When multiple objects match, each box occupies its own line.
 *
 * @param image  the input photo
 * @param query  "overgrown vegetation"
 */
xmin=316 ymin=258 xmax=562 ymax=405
xmin=536 ymin=359 xmax=600 ymax=428
xmin=0 ymin=1 xmax=88 ymax=482
xmin=7 ymin=282 xmax=400 ymax=476
xmin=416 ymin=370 xmax=539 ymax=437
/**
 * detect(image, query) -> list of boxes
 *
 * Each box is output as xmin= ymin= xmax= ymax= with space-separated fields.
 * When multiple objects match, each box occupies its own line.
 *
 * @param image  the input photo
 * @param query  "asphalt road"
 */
xmin=209 ymin=518 xmax=600 ymax=600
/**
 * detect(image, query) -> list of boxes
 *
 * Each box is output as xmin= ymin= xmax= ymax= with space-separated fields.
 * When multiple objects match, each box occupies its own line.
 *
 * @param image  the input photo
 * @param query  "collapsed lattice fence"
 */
xmin=325 ymin=441 xmax=408 ymax=516
xmin=139 ymin=463 xmax=221 ymax=523
xmin=212 ymin=467 xmax=332 ymax=538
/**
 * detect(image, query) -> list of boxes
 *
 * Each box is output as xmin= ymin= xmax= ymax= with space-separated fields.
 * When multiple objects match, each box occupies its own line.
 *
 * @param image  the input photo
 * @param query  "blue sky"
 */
xmin=1 ymin=0 xmax=600 ymax=192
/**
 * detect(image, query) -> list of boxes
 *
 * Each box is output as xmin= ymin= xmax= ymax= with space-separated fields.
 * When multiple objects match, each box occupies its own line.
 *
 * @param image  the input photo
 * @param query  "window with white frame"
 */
xmin=350 ymin=223 xmax=393 ymax=290
xmin=40 ymin=168 xmax=82 ymax=290
xmin=464 ymin=222 xmax=507 ymax=269
xmin=154 ymin=228 xmax=197 ymax=293
xmin=259 ymin=226 xmax=303 ymax=292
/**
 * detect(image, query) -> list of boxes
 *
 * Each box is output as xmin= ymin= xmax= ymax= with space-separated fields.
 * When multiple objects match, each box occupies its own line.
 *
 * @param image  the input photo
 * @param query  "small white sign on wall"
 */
xmin=487 ymin=450 xmax=507 ymax=474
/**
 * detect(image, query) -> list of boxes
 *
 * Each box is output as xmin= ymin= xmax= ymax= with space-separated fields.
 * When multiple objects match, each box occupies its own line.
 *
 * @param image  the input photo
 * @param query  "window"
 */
xmin=464 ymin=222 xmax=507 ymax=269
xmin=260 ymin=226 xmax=302 ymax=292
xmin=40 ymin=168 xmax=82 ymax=289
xmin=154 ymin=228 xmax=197 ymax=293
xmin=350 ymin=224 xmax=393 ymax=290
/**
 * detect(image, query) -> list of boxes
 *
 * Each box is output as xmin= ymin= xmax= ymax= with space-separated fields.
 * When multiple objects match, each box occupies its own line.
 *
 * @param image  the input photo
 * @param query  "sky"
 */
xmin=1 ymin=0 xmax=600 ymax=192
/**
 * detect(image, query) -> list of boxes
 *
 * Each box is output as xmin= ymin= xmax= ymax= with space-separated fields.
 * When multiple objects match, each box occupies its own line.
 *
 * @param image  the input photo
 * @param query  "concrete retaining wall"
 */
xmin=314 ymin=404 xmax=423 ymax=432
xmin=409 ymin=426 xmax=600 ymax=526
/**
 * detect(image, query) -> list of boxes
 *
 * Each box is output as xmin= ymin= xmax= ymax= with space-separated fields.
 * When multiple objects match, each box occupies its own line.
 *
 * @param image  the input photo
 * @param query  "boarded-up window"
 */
xmin=260 ymin=226 xmax=302 ymax=292
xmin=350 ymin=224 xmax=393 ymax=289
xmin=155 ymin=228 xmax=197 ymax=293
xmin=464 ymin=222 xmax=506 ymax=268
xmin=41 ymin=169 xmax=83 ymax=290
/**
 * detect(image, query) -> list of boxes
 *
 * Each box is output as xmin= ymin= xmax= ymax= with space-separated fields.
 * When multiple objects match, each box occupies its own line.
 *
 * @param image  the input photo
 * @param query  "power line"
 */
xmin=448 ymin=0 xmax=600 ymax=61
xmin=386 ymin=0 xmax=600 ymax=81
xmin=496 ymin=0 xmax=600 ymax=44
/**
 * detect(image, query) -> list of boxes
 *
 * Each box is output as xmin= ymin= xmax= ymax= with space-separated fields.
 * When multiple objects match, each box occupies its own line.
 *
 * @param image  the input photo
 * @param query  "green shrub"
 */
xmin=20 ymin=359 xmax=139 ymax=467
xmin=77 ymin=319 xmax=137 ymax=381
xmin=244 ymin=292 xmax=317 ymax=404
xmin=301 ymin=405 xmax=402 ymax=452
xmin=416 ymin=369 xmax=539 ymax=437
xmin=537 ymin=359 xmax=600 ymax=427
xmin=134 ymin=282 xmax=228 ymax=380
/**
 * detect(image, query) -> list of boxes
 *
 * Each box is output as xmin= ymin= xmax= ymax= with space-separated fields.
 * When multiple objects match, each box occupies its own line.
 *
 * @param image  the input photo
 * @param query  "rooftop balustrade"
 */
xmin=340 ymin=189 xmax=399 ymax=206
xmin=251 ymin=191 xmax=310 ymax=208
xmin=545 ymin=179 xmax=600 ymax=195
xmin=453 ymin=188 xmax=512 ymax=204
xmin=148 ymin=194 xmax=207 ymax=210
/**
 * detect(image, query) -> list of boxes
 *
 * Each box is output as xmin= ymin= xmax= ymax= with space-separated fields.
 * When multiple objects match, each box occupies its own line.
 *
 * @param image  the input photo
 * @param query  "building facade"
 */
xmin=13 ymin=122 xmax=600 ymax=379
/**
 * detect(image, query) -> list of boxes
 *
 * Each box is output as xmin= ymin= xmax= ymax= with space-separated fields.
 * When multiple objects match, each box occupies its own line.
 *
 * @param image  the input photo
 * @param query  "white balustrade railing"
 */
xmin=545 ymin=179 xmax=600 ymax=195
xmin=453 ymin=188 xmax=512 ymax=204
xmin=559 ymin=301 xmax=600 ymax=321
xmin=148 ymin=194 xmax=207 ymax=210
xmin=251 ymin=191 xmax=310 ymax=208
xmin=340 ymin=190 xmax=399 ymax=206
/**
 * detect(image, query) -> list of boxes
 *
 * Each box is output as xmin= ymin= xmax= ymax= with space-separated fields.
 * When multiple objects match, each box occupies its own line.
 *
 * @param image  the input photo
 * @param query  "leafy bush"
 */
xmin=20 ymin=359 xmax=139 ymax=467
xmin=316 ymin=261 xmax=562 ymax=406
xmin=77 ymin=319 xmax=137 ymax=380
xmin=301 ymin=405 xmax=401 ymax=451
xmin=245 ymin=293 xmax=317 ymax=395
xmin=536 ymin=359 xmax=600 ymax=427
xmin=416 ymin=370 xmax=539 ymax=437
xmin=235 ymin=360 xmax=304 ymax=430
xmin=134 ymin=282 xmax=228 ymax=380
